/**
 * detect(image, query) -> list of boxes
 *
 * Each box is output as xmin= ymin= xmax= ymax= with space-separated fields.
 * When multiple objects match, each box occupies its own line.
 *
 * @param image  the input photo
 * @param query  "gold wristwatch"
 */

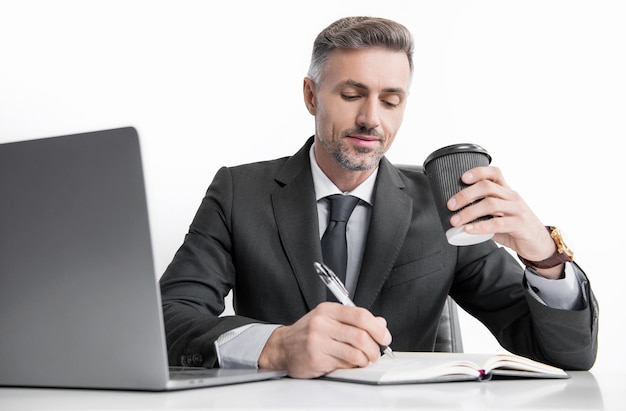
xmin=517 ymin=226 xmax=574 ymax=269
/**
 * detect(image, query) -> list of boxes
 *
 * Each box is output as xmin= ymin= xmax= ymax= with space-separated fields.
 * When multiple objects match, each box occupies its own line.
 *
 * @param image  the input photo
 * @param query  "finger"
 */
xmin=462 ymin=165 xmax=508 ymax=187
xmin=327 ymin=336 xmax=374 ymax=369
xmin=450 ymin=178 xmax=507 ymax=210
xmin=303 ymin=311 xmax=374 ymax=369
xmin=450 ymin=195 xmax=506 ymax=227
xmin=325 ymin=306 xmax=392 ymax=363
xmin=330 ymin=305 xmax=392 ymax=347
xmin=463 ymin=215 xmax=510 ymax=235
xmin=449 ymin=165 xmax=511 ymax=211
xmin=339 ymin=323 xmax=385 ymax=363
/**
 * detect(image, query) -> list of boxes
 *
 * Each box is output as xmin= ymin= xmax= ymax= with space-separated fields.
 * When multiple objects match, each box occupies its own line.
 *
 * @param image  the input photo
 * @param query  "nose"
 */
xmin=356 ymin=98 xmax=381 ymax=130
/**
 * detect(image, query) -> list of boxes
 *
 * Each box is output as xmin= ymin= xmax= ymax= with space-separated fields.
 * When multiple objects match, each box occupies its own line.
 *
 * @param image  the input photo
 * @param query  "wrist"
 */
xmin=517 ymin=226 xmax=574 ymax=270
xmin=528 ymin=264 xmax=566 ymax=280
xmin=258 ymin=326 xmax=287 ymax=370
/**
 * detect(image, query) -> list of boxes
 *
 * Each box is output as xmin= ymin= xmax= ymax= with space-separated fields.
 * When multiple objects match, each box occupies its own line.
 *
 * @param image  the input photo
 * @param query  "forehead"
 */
xmin=321 ymin=47 xmax=411 ymax=92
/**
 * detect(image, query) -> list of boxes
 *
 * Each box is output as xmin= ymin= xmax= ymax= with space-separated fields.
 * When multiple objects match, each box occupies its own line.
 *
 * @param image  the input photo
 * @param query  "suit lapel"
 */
xmin=271 ymin=138 xmax=327 ymax=310
xmin=353 ymin=159 xmax=412 ymax=308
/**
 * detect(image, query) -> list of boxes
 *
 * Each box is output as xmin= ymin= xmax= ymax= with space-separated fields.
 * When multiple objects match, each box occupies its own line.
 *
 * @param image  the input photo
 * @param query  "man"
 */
xmin=160 ymin=16 xmax=598 ymax=379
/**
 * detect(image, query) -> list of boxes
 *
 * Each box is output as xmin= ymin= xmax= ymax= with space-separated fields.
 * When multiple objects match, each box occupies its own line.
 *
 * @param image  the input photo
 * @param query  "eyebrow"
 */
xmin=344 ymin=79 xmax=406 ymax=95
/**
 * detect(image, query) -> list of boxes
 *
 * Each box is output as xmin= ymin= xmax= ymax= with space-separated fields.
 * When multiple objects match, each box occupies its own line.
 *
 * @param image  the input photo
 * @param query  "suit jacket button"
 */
xmin=192 ymin=354 xmax=203 ymax=366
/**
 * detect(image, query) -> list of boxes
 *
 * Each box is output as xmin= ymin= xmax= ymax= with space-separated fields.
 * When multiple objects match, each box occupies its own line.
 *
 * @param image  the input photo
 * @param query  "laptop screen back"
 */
xmin=0 ymin=127 xmax=171 ymax=389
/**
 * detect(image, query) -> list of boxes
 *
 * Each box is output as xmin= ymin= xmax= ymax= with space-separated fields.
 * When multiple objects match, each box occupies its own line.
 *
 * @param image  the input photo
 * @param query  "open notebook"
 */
xmin=0 ymin=127 xmax=286 ymax=391
xmin=323 ymin=352 xmax=569 ymax=385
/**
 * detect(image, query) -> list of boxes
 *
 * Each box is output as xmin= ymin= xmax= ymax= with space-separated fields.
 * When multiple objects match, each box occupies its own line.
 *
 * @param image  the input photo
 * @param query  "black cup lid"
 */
xmin=423 ymin=143 xmax=491 ymax=167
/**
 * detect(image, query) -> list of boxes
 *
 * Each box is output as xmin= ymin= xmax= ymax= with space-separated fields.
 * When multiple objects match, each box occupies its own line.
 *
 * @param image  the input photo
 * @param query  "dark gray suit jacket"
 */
xmin=160 ymin=137 xmax=598 ymax=370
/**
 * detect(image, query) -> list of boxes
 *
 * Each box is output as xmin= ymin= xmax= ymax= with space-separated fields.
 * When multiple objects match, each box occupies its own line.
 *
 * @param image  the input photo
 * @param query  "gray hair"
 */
xmin=307 ymin=16 xmax=414 ymax=83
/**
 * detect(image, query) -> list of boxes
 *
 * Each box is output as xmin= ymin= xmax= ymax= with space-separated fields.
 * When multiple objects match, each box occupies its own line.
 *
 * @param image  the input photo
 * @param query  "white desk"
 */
xmin=0 ymin=370 xmax=619 ymax=410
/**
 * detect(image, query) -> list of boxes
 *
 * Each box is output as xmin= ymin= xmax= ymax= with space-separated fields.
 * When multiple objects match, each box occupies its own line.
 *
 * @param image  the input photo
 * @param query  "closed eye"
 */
xmin=341 ymin=94 xmax=361 ymax=101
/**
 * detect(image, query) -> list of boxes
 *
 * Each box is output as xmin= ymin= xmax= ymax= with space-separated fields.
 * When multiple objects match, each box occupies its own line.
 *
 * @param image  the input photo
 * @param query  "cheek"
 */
xmin=382 ymin=113 xmax=404 ymax=146
xmin=382 ymin=134 xmax=397 ymax=152
xmin=318 ymin=104 xmax=356 ymax=132
xmin=314 ymin=109 xmax=331 ymax=132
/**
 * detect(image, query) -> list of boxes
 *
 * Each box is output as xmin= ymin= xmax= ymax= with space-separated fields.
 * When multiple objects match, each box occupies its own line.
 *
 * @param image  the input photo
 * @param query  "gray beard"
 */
xmin=328 ymin=142 xmax=383 ymax=171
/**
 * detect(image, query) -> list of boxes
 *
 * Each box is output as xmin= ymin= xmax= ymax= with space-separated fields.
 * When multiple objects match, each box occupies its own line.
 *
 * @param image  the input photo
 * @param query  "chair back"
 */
xmin=435 ymin=297 xmax=464 ymax=352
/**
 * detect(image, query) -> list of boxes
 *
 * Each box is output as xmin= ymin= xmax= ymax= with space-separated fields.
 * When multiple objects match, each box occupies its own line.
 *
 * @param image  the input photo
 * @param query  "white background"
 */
xmin=1 ymin=0 xmax=624 ymax=378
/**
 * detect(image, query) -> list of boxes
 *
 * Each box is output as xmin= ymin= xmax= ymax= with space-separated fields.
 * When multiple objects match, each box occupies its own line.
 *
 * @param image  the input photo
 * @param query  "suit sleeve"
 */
xmin=159 ymin=167 xmax=261 ymax=368
xmin=522 ymin=262 xmax=599 ymax=370
xmin=452 ymin=246 xmax=598 ymax=371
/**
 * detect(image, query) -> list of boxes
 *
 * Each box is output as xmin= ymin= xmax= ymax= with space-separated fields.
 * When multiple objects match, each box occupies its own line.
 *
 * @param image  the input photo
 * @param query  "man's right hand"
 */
xmin=257 ymin=302 xmax=392 ymax=378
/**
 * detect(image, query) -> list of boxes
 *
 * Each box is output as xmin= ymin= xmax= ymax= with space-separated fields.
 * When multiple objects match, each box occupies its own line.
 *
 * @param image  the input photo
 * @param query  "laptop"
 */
xmin=0 ymin=127 xmax=287 ymax=391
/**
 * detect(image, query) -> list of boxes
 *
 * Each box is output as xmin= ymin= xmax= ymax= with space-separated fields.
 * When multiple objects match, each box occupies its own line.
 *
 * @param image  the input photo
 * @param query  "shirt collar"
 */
xmin=309 ymin=143 xmax=377 ymax=205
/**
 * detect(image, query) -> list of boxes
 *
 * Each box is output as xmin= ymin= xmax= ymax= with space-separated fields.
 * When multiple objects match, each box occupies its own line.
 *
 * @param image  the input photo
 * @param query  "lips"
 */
xmin=350 ymin=134 xmax=377 ymax=141
xmin=347 ymin=135 xmax=381 ymax=148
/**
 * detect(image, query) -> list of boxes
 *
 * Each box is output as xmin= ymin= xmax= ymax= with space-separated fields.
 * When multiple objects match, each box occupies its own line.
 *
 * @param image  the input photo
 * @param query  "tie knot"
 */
xmin=327 ymin=194 xmax=360 ymax=223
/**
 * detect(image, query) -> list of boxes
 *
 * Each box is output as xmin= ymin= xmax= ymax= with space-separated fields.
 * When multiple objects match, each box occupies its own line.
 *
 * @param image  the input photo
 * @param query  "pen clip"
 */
xmin=313 ymin=262 xmax=349 ymax=297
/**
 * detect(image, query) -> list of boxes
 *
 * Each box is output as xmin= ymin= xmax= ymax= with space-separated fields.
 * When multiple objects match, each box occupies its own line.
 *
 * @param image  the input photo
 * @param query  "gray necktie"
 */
xmin=321 ymin=194 xmax=360 ymax=284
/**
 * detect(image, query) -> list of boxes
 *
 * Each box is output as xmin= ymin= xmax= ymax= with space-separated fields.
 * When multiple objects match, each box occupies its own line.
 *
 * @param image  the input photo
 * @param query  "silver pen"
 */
xmin=313 ymin=262 xmax=395 ymax=359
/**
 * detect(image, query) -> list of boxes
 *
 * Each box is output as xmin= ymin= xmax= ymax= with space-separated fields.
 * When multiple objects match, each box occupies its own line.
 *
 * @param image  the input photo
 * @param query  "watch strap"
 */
xmin=517 ymin=226 xmax=574 ymax=269
xmin=517 ymin=252 xmax=572 ymax=270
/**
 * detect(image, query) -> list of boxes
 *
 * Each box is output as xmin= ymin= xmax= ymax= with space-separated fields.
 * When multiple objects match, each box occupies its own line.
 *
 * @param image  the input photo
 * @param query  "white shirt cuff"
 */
xmin=214 ymin=323 xmax=281 ymax=368
xmin=524 ymin=262 xmax=584 ymax=310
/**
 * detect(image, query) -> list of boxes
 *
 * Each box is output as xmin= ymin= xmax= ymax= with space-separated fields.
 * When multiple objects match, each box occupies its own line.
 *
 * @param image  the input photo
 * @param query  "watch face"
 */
xmin=551 ymin=227 xmax=574 ymax=259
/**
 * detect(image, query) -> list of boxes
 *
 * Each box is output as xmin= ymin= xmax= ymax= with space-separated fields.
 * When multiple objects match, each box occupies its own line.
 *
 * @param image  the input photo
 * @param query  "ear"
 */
xmin=303 ymin=77 xmax=316 ymax=115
